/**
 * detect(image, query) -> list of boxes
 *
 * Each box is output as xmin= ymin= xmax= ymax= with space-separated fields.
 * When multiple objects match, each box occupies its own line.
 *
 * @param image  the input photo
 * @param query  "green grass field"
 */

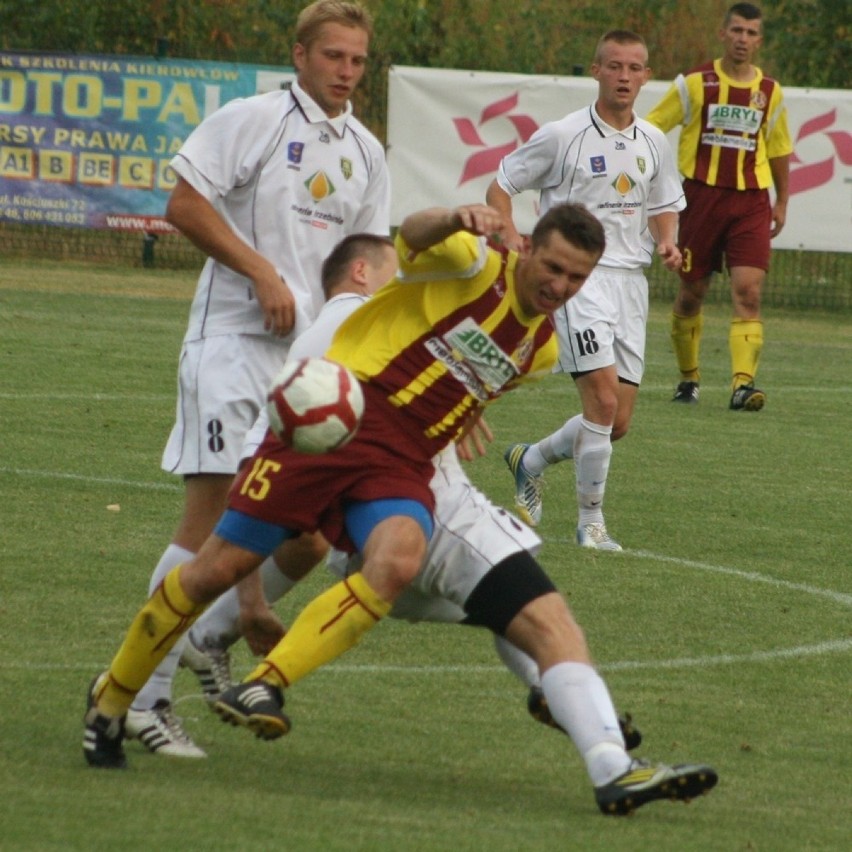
xmin=1 ymin=259 xmax=850 ymax=851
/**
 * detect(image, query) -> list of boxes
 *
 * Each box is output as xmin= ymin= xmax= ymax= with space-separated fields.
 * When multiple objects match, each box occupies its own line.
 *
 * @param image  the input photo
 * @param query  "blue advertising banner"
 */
xmin=0 ymin=51 xmax=294 ymax=231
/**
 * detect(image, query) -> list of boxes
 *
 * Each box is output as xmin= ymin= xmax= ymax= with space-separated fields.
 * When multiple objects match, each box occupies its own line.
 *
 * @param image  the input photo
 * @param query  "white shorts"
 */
xmin=552 ymin=266 xmax=648 ymax=385
xmin=327 ymin=448 xmax=542 ymax=624
xmin=161 ymin=334 xmax=287 ymax=476
xmin=241 ymin=406 xmax=271 ymax=464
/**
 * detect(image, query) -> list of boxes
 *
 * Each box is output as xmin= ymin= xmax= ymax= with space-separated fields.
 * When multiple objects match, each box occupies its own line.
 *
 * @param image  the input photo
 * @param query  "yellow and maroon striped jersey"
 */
xmin=326 ymin=230 xmax=558 ymax=452
xmin=646 ymin=59 xmax=793 ymax=191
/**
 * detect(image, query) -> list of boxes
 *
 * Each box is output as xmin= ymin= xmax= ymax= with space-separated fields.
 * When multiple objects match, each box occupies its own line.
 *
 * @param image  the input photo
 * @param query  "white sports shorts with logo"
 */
xmin=161 ymin=334 xmax=287 ymax=476
xmin=552 ymin=266 xmax=648 ymax=385
xmin=327 ymin=448 xmax=542 ymax=624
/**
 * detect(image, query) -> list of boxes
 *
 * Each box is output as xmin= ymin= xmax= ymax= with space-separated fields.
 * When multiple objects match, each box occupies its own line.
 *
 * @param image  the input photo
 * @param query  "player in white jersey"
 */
xmin=124 ymin=1 xmax=390 ymax=758
xmin=487 ymin=30 xmax=684 ymax=550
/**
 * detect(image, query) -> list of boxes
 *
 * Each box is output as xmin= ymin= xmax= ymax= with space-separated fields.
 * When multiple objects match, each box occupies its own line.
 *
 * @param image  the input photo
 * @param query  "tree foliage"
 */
xmin=763 ymin=0 xmax=851 ymax=90
xmin=1 ymin=0 xmax=848 ymax=139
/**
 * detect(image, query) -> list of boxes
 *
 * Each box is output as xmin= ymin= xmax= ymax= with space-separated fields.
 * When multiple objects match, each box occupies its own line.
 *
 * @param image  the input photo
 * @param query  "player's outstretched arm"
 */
xmin=485 ymin=179 xmax=524 ymax=251
xmin=399 ymin=205 xmax=505 ymax=254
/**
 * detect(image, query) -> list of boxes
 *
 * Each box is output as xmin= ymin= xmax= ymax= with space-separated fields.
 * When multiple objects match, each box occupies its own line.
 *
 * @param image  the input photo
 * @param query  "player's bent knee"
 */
xmin=507 ymin=593 xmax=591 ymax=666
xmin=182 ymin=537 xmax=265 ymax=602
xmin=463 ymin=551 xmax=557 ymax=635
xmin=360 ymin=515 xmax=429 ymax=600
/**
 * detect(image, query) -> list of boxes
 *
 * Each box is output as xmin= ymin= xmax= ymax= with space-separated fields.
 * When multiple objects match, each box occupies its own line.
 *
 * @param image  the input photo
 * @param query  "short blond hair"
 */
xmin=295 ymin=1 xmax=373 ymax=49
xmin=593 ymin=30 xmax=648 ymax=65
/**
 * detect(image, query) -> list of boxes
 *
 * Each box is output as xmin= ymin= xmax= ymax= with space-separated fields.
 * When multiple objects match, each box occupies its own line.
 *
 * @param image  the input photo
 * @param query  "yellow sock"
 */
xmin=670 ymin=312 xmax=703 ymax=381
xmin=247 ymin=573 xmax=391 ymax=689
xmin=94 ymin=566 xmax=207 ymax=717
xmin=729 ymin=318 xmax=764 ymax=390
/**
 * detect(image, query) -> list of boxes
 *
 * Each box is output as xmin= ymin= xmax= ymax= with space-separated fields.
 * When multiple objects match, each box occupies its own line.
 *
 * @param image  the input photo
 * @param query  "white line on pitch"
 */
xmin=0 ymin=467 xmax=181 ymax=492
xmin=7 ymin=638 xmax=851 ymax=677
xmin=547 ymin=539 xmax=852 ymax=608
xmin=0 ymin=392 xmax=173 ymax=401
xmin=323 ymin=638 xmax=852 ymax=673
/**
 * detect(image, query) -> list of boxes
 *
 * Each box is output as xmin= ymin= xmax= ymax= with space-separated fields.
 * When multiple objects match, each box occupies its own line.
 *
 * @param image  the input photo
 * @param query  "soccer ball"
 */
xmin=266 ymin=357 xmax=364 ymax=454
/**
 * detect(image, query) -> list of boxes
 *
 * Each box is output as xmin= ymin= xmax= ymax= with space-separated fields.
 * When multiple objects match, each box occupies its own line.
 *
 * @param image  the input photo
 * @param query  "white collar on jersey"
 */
xmin=589 ymin=103 xmax=638 ymax=140
xmin=291 ymin=79 xmax=354 ymax=136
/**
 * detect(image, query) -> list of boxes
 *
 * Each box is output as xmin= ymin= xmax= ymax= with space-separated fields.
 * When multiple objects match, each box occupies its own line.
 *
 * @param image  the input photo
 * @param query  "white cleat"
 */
xmin=180 ymin=635 xmax=233 ymax=703
xmin=126 ymin=700 xmax=207 ymax=758
xmin=577 ymin=522 xmax=622 ymax=551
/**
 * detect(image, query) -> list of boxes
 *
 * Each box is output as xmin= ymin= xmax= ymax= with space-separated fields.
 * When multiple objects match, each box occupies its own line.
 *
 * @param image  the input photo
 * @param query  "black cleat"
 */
xmin=672 ymin=381 xmax=700 ymax=403
xmin=729 ymin=383 xmax=765 ymax=411
xmin=526 ymin=686 xmax=642 ymax=751
xmin=213 ymin=681 xmax=290 ymax=740
xmin=595 ymin=759 xmax=718 ymax=815
xmin=83 ymin=675 xmax=127 ymax=769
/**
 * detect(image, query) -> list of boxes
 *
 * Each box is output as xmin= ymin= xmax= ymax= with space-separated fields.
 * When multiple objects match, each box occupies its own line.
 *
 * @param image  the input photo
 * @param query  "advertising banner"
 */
xmin=0 ymin=51 xmax=294 ymax=231
xmin=388 ymin=66 xmax=852 ymax=252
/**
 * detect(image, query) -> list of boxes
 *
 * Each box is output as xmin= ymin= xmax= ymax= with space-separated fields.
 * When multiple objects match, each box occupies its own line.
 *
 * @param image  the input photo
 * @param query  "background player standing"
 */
xmin=487 ymin=30 xmax=684 ymax=549
xmin=646 ymin=2 xmax=792 ymax=410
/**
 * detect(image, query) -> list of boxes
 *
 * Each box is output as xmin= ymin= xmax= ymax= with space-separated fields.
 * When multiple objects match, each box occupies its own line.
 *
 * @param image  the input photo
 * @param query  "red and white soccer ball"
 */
xmin=266 ymin=357 xmax=365 ymax=454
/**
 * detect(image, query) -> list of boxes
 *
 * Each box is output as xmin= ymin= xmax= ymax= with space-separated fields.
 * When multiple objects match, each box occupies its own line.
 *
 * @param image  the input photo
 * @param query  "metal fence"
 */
xmin=2 ymin=222 xmax=851 ymax=311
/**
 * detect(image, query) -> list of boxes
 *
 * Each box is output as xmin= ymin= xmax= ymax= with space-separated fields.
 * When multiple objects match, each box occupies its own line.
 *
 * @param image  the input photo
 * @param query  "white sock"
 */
xmin=146 ymin=543 xmax=195 ymax=595
xmin=540 ymin=662 xmax=630 ymax=786
xmin=574 ymin=418 xmax=612 ymax=527
xmin=524 ymin=414 xmax=583 ymax=474
xmin=493 ymin=635 xmax=540 ymax=688
xmin=189 ymin=556 xmax=297 ymax=650
xmin=133 ymin=543 xmax=196 ymax=711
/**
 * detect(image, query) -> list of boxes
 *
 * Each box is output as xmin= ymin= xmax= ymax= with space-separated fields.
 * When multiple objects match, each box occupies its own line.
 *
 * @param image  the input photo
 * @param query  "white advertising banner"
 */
xmin=388 ymin=66 xmax=852 ymax=252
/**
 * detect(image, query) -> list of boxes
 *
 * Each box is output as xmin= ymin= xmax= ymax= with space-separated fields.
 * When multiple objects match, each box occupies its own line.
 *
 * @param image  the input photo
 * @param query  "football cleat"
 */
xmin=83 ymin=674 xmax=127 ymax=769
xmin=126 ymin=699 xmax=207 ymax=758
xmin=577 ymin=522 xmax=622 ymax=551
xmin=527 ymin=686 xmax=642 ymax=751
xmin=214 ymin=681 xmax=290 ymax=740
xmin=729 ymin=383 xmax=765 ymax=411
xmin=504 ymin=443 xmax=544 ymax=526
xmin=180 ymin=634 xmax=233 ymax=703
xmin=672 ymin=381 xmax=700 ymax=404
xmin=595 ymin=759 xmax=718 ymax=815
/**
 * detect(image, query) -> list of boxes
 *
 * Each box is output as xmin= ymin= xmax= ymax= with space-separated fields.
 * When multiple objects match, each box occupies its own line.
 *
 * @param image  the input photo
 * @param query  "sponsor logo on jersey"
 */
xmin=701 ymin=131 xmax=757 ymax=151
xmin=637 ymin=156 xmax=646 ymax=174
xmin=288 ymin=142 xmax=304 ymax=164
xmin=751 ymin=90 xmax=768 ymax=110
xmin=611 ymin=172 xmax=636 ymax=195
xmin=707 ymin=103 xmax=763 ymax=134
xmin=590 ymin=155 xmax=607 ymax=174
xmin=319 ymin=131 xmax=330 ymax=143
xmin=513 ymin=338 xmax=534 ymax=371
xmin=426 ymin=317 xmax=520 ymax=400
xmin=291 ymin=203 xmax=344 ymax=228
xmin=305 ymin=171 xmax=336 ymax=201
xmin=615 ymin=140 xmax=626 ymax=150
xmin=340 ymin=157 xmax=353 ymax=180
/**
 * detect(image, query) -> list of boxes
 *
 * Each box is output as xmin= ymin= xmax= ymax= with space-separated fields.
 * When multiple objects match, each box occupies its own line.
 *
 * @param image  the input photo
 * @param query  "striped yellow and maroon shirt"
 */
xmin=327 ymin=230 xmax=557 ymax=457
xmin=646 ymin=59 xmax=792 ymax=191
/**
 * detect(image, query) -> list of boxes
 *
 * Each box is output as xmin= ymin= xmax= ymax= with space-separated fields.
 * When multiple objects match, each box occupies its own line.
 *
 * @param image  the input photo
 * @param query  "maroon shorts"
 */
xmin=679 ymin=179 xmax=772 ymax=282
xmin=227 ymin=388 xmax=436 ymax=551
